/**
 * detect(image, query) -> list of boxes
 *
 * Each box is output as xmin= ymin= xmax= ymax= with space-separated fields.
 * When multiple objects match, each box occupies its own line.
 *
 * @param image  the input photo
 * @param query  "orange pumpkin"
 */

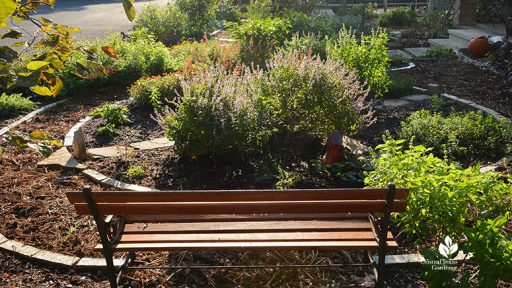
xmin=468 ymin=36 xmax=489 ymax=57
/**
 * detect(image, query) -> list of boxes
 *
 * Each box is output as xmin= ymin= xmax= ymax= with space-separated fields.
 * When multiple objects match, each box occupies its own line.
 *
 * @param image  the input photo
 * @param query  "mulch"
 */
xmin=404 ymin=58 xmax=512 ymax=118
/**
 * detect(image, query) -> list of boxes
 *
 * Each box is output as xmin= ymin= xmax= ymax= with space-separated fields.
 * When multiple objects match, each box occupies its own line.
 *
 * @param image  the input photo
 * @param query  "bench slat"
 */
xmin=74 ymin=200 xmax=408 ymax=215
xmin=124 ymin=213 xmax=370 ymax=223
xmin=98 ymin=240 xmax=398 ymax=252
xmin=124 ymin=220 xmax=373 ymax=233
xmin=67 ymin=188 xmax=409 ymax=204
xmin=119 ymin=231 xmax=394 ymax=243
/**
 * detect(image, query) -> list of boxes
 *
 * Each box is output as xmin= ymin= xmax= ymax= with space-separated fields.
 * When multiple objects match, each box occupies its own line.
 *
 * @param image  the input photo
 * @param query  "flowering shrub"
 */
xmin=327 ymin=27 xmax=390 ymax=97
xmin=259 ymin=50 xmax=371 ymax=140
xmin=169 ymin=40 xmax=240 ymax=72
xmin=129 ymin=74 xmax=181 ymax=110
xmin=158 ymin=65 xmax=268 ymax=157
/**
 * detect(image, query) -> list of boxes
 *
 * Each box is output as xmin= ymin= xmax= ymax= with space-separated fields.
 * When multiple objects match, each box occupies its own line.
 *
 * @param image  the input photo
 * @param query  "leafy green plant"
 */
xmin=327 ymin=27 xmax=390 ymax=97
xmin=129 ymin=74 xmax=181 ymax=110
xmin=423 ymin=46 xmax=455 ymax=58
xmin=385 ymin=73 xmax=413 ymax=98
xmin=259 ymin=50 xmax=371 ymax=141
xmin=158 ymin=65 xmax=269 ymax=157
xmin=365 ymin=139 xmax=512 ymax=241
xmin=282 ymin=33 xmax=328 ymax=59
xmin=378 ymin=7 xmax=417 ymax=27
xmin=90 ymin=103 xmax=129 ymax=137
xmin=176 ymin=0 xmax=218 ymax=38
xmin=429 ymin=94 xmax=445 ymax=112
xmin=227 ymin=17 xmax=291 ymax=67
xmin=398 ymin=110 xmax=512 ymax=163
xmin=0 ymin=93 xmax=37 ymax=118
xmin=125 ymin=165 xmax=146 ymax=181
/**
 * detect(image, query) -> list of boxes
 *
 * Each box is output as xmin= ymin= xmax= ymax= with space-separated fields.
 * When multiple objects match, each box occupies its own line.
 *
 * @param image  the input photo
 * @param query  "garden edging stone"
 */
xmin=0 ymin=99 xmax=67 ymax=137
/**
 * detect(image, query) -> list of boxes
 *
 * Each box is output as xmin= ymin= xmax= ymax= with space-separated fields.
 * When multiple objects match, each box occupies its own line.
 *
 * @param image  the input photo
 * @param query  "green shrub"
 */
xmin=282 ymin=9 xmax=365 ymax=36
xmin=134 ymin=4 xmax=188 ymax=46
xmin=378 ymin=7 xmax=417 ymax=27
xmin=282 ymin=33 xmax=328 ymax=59
xmin=0 ymin=93 xmax=37 ymax=118
xmin=227 ymin=17 xmax=291 ymax=67
xmin=385 ymin=73 xmax=413 ymax=98
xmin=176 ymin=0 xmax=217 ymax=38
xmin=365 ymin=139 xmax=512 ymax=287
xmin=95 ymin=29 xmax=178 ymax=80
xmin=168 ymin=40 xmax=240 ymax=71
xmin=327 ymin=27 xmax=390 ymax=97
xmin=215 ymin=0 xmax=241 ymax=24
xmin=398 ymin=110 xmax=512 ymax=163
xmin=90 ymin=103 xmax=129 ymax=136
xmin=245 ymin=0 xmax=273 ymax=19
xmin=159 ymin=65 xmax=269 ymax=157
xmin=129 ymin=74 xmax=181 ymax=110
xmin=423 ymin=46 xmax=455 ymax=58
xmin=259 ymin=50 xmax=370 ymax=140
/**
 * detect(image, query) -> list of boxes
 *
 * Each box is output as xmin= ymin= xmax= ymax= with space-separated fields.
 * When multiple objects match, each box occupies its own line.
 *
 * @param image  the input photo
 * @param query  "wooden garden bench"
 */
xmin=66 ymin=184 xmax=408 ymax=288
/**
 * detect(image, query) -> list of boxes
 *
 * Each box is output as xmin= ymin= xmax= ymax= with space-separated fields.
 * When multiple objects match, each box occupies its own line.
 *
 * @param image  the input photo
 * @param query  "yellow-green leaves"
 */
xmin=31 ymin=85 xmax=53 ymax=96
xmin=27 ymin=61 xmax=50 ymax=70
xmin=0 ymin=0 xmax=17 ymax=28
xmin=122 ymin=0 xmax=136 ymax=21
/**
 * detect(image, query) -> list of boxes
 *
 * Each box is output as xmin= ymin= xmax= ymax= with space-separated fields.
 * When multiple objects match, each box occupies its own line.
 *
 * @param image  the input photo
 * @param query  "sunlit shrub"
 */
xmin=129 ymin=74 xmax=181 ymax=110
xmin=134 ymin=4 xmax=188 ymax=45
xmin=168 ymin=40 xmax=240 ymax=72
xmin=327 ymin=27 xmax=390 ymax=97
xmin=0 ymin=93 xmax=37 ymax=118
xmin=259 ymin=50 xmax=371 ymax=139
xmin=283 ymin=33 xmax=328 ymax=59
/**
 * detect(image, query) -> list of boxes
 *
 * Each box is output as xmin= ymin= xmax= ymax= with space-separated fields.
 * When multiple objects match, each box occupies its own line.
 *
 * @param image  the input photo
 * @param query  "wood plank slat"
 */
xmin=66 ymin=188 xmax=409 ymax=204
xmin=73 ymin=200 xmax=408 ymax=215
xmin=123 ymin=213 xmax=371 ymax=223
xmin=96 ymin=240 xmax=399 ymax=252
xmin=119 ymin=231 xmax=394 ymax=243
xmin=124 ymin=220 xmax=373 ymax=234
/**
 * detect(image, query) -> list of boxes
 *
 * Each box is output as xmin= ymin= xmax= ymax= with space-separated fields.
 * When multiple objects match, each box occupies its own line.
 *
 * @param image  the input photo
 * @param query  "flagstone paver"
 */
xmin=37 ymin=147 xmax=87 ymax=170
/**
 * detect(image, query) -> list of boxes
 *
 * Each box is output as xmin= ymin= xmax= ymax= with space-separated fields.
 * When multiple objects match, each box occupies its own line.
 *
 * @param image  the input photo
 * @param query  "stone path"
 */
xmin=37 ymin=147 xmax=88 ymax=170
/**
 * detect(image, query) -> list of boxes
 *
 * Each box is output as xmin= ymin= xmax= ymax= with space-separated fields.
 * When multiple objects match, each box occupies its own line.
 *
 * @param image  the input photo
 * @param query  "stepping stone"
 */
xmin=480 ymin=165 xmax=498 ymax=173
xmin=382 ymin=99 xmax=410 ymax=107
xmin=401 ymin=94 xmax=429 ymax=101
xmin=130 ymin=137 xmax=175 ymax=150
xmin=87 ymin=146 xmax=130 ymax=158
xmin=343 ymin=137 xmax=369 ymax=156
xmin=403 ymin=47 xmax=431 ymax=58
xmin=37 ymin=147 xmax=87 ymax=170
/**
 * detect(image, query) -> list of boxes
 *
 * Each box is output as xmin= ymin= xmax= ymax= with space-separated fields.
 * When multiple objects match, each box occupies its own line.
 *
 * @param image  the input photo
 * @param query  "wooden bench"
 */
xmin=66 ymin=184 xmax=408 ymax=288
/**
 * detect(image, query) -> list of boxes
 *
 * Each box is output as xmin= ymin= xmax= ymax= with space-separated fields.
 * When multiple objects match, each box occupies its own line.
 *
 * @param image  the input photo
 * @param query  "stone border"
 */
xmin=0 ymin=99 xmax=68 ymax=137
xmin=0 ymin=232 xmax=124 ymax=269
xmin=390 ymin=62 xmax=416 ymax=71
xmin=412 ymin=86 xmax=507 ymax=121
xmin=82 ymin=169 xmax=158 ymax=191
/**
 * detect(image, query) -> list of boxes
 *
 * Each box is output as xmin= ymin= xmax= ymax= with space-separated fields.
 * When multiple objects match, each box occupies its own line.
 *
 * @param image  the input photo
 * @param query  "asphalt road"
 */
xmin=2 ymin=0 xmax=170 ymax=43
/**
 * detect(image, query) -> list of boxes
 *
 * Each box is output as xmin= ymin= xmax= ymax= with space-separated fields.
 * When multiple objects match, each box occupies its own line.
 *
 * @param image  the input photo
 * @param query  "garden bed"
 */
xmin=402 ymin=58 xmax=512 ymax=118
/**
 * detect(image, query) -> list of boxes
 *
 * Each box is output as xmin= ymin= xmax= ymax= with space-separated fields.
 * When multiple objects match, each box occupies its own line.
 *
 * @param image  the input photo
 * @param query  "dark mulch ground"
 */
xmin=404 ymin=58 xmax=512 ymax=118
xmin=83 ymin=105 xmax=165 ymax=148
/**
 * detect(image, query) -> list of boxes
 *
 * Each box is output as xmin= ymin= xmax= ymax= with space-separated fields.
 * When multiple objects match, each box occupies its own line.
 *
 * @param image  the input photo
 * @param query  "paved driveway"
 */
xmin=3 ymin=0 xmax=170 ymax=42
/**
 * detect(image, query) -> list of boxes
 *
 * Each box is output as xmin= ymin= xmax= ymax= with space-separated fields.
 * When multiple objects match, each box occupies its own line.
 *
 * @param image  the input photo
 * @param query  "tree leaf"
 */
xmin=51 ymin=76 xmax=63 ymax=96
xmin=101 ymin=46 xmax=118 ymax=59
xmin=0 ymin=0 xmax=17 ymax=28
xmin=27 ymin=61 xmax=50 ymax=70
xmin=31 ymin=85 xmax=53 ymax=96
xmin=1 ymin=28 xmax=22 ymax=39
xmin=122 ymin=0 xmax=136 ymax=22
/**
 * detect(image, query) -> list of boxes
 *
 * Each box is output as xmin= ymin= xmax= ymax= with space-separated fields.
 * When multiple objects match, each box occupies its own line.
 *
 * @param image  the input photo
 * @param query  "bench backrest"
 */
xmin=67 ymin=186 xmax=408 ymax=216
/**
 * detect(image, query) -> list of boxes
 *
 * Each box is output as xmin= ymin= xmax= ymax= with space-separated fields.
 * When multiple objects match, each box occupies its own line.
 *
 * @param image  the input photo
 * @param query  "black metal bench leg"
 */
xmin=83 ymin=186 xmax=118 ymax=288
